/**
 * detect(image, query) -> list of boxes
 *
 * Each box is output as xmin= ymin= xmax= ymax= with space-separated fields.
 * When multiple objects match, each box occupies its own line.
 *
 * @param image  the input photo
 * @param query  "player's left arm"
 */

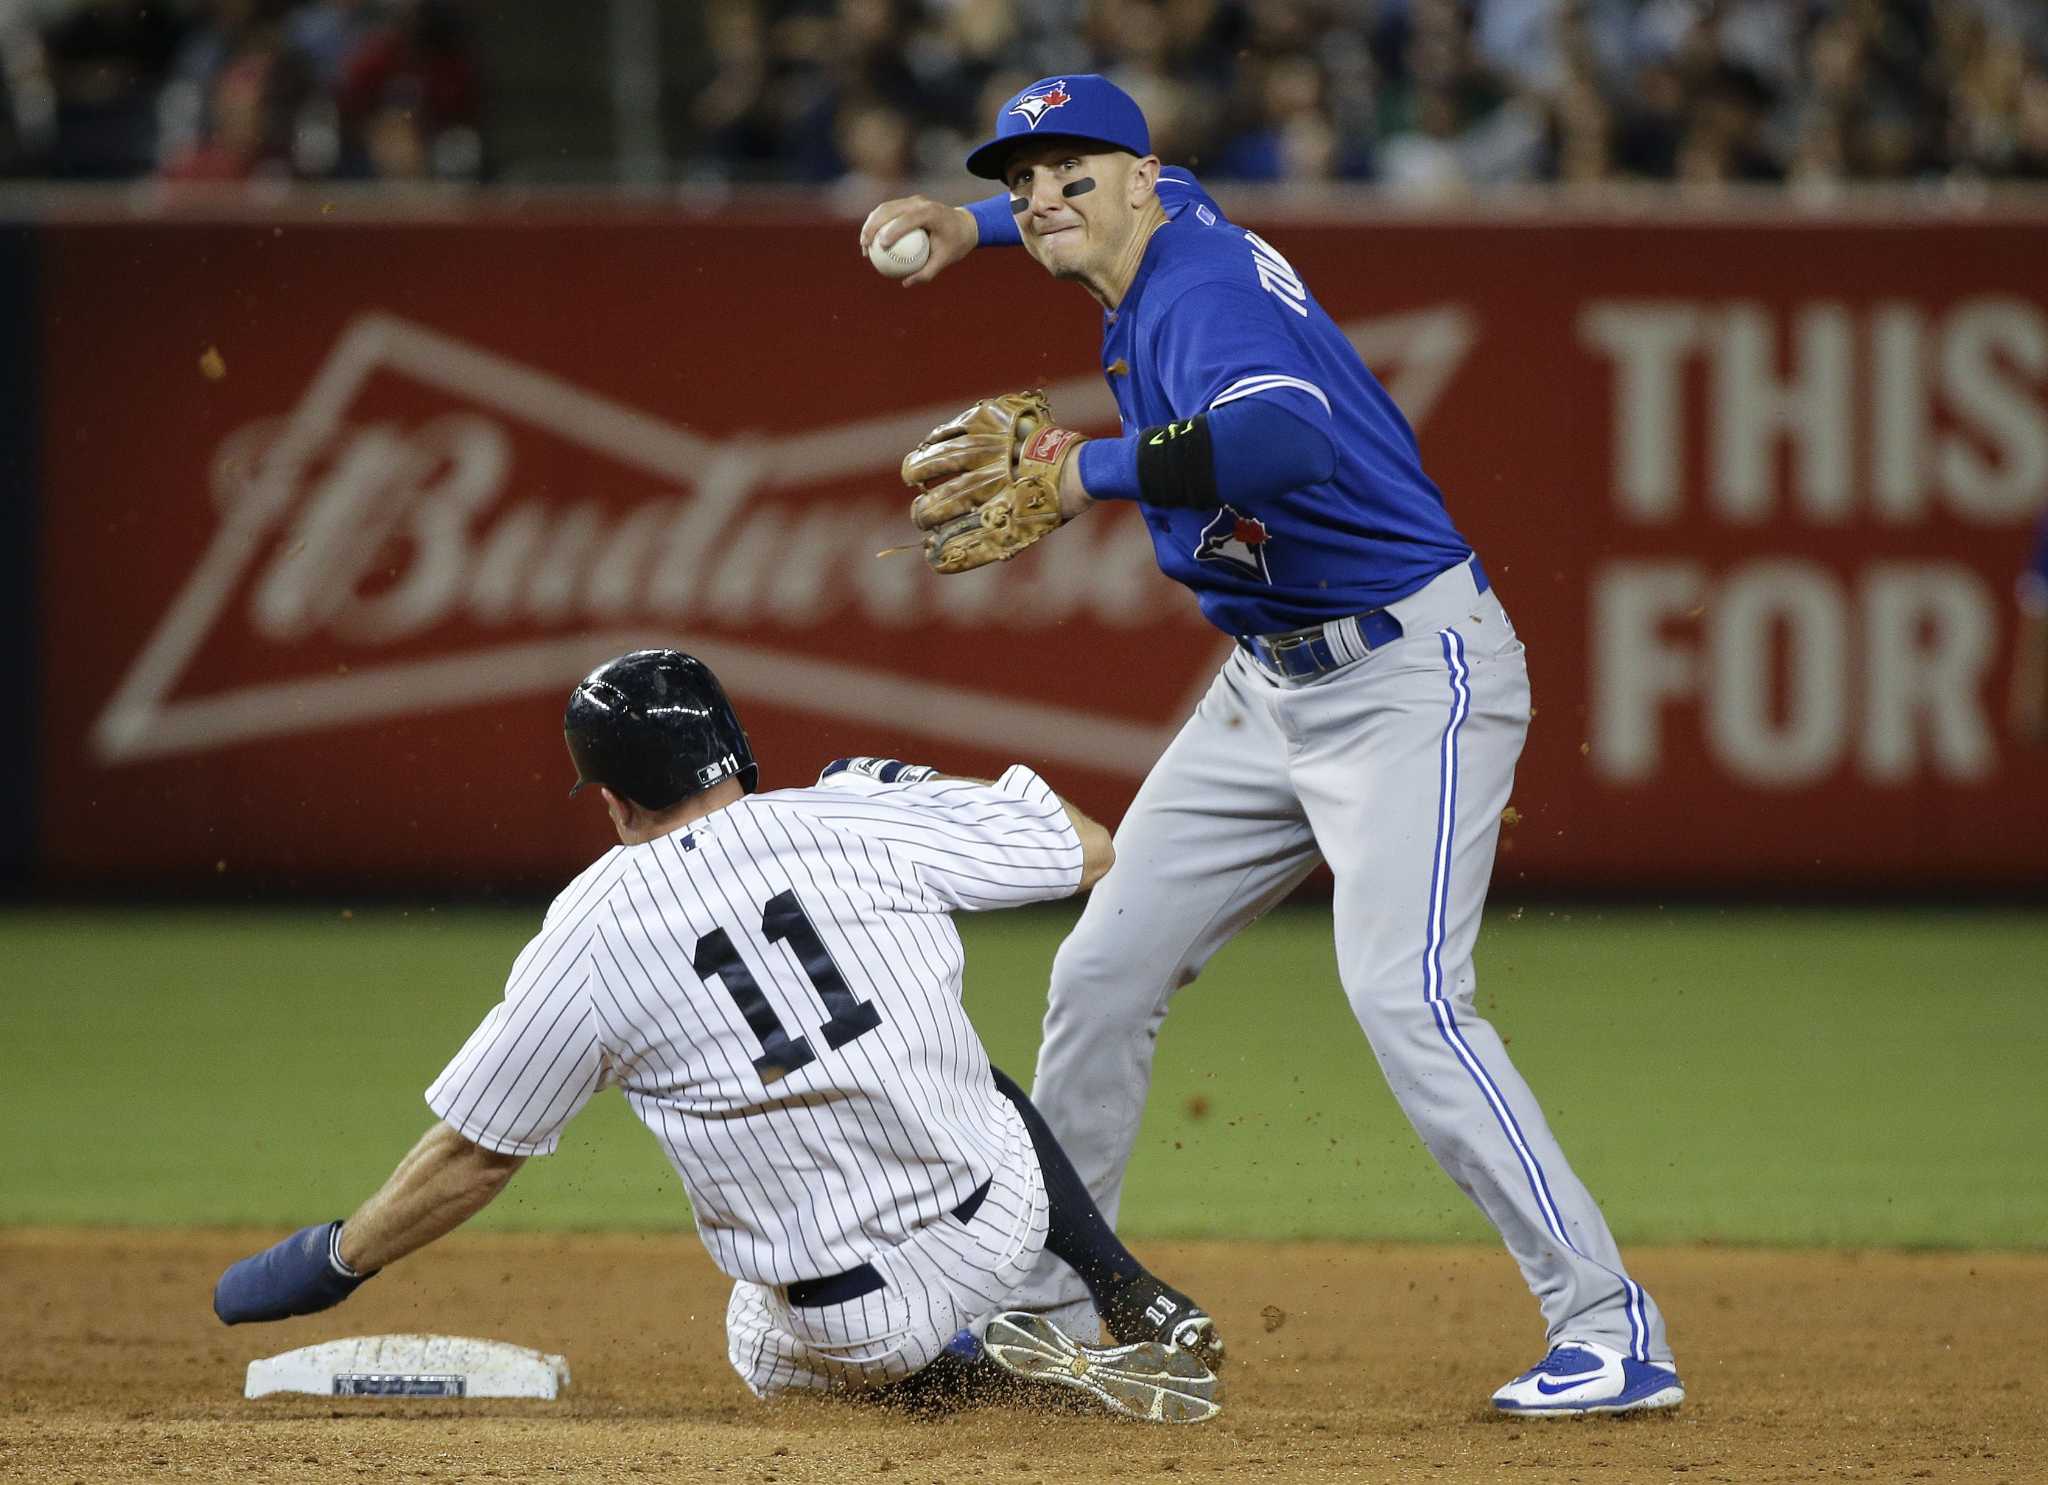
xmin=1067 ymin=279 xmax=1337 ymax=512
xmin=211 ymin=1122 xmax=522 ymax=1325
xmin=214 ymin=914 xmax=609 ymax=1325
xmin=337 ymin=1120 xmax=525 ymax=1270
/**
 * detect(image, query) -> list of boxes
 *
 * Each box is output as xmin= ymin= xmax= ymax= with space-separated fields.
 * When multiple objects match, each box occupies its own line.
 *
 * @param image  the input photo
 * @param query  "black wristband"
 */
xmin=1135 ymin=415 xmax=1220 ymax=509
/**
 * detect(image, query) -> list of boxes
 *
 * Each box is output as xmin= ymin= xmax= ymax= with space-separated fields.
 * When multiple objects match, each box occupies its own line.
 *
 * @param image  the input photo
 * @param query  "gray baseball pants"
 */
xmin=1017 ymin=562 xmax=1672 ymax=1366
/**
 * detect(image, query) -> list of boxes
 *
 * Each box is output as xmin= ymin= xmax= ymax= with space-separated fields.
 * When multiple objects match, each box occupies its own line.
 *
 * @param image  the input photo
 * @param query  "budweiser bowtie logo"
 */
xmin=93 ymin=309 xmax=1473 ymax=768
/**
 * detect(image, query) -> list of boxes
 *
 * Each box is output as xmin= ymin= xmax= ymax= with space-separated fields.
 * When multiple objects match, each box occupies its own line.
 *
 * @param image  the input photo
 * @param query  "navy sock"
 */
xmin=988 ymin=1065 xmax=1142 ymax=1308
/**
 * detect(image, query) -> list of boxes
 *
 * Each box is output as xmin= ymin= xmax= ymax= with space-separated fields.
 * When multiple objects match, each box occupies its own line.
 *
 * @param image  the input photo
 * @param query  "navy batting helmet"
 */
xmin=564 ymin=649 xmax=759 ymax=811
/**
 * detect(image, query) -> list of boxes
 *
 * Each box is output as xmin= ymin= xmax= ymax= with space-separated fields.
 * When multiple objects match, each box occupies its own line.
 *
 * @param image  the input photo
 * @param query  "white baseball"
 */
xmin=868 ymin=226 xmax=930 ymax=279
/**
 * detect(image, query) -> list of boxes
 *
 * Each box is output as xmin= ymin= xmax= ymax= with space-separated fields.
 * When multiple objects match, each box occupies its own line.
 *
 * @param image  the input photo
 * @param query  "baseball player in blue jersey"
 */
xmin=862 ymin=74 xmax=1683 ymax=1416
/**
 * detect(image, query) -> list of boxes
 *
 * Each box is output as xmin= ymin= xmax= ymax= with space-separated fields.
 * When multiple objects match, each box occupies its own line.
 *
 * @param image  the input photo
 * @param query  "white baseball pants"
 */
xmin=725 ymin=1099 xmax=1050 ymax=1397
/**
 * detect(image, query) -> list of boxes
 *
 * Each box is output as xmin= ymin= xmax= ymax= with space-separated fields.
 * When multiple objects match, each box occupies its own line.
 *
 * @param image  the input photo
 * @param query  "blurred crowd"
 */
xmin=689 ymin=0 xmax=2048 ymax=194
xmin=0 ymin=0 xmax=480 ymax=181
xmin=2 ymin=0 xmax=2045 ymax=192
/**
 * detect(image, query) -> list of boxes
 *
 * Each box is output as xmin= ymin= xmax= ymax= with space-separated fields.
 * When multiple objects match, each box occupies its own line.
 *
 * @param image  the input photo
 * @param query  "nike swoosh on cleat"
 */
xmin=1535 ymin=1374 xmax=1604 ymax=1396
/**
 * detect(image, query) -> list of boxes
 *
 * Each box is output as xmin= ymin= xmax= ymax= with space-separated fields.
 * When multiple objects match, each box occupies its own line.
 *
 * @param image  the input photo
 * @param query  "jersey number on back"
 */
xmin=1244 ymin=231 xmax=1308 ymax=319
xmin=692 ymin=889 xmax=883 ymax=1084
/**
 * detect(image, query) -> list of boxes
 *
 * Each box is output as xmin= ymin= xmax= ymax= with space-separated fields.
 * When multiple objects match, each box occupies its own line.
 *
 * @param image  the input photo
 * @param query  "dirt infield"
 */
xmin=3 ymin=1231 xmax=2042 ymax=1484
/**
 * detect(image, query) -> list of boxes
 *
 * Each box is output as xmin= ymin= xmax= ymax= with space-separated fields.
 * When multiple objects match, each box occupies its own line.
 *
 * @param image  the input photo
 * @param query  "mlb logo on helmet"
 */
xmin=966 ymin=74 xmax=1153 ymax=179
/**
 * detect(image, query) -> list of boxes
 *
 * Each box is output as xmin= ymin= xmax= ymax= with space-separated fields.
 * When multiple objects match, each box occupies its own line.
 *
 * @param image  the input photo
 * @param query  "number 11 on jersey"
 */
xmin=692 ymin=890 xmax=884 ymax=1084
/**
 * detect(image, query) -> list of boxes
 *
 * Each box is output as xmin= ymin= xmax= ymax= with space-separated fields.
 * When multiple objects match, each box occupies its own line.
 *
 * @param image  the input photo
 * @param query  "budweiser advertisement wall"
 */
xmin=18 ymin=205 xmax=2048 ymax=893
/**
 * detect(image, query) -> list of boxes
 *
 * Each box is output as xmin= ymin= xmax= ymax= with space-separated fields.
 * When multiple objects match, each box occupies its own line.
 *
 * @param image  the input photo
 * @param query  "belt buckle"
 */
xmin=1267 ymin=628 xmax=1318 ymax=668
xmin=1249 ymin=627 xmax=1319 ymax=678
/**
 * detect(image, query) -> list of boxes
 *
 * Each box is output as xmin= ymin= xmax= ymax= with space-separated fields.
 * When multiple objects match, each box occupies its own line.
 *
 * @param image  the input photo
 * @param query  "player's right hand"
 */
xmin=859 ymin=196 xmax=976 ymax=287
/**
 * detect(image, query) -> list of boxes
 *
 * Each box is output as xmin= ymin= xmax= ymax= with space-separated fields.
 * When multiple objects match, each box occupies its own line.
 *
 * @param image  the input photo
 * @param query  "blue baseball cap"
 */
xmin=965 ymin=75 xmax=1152 ymax=181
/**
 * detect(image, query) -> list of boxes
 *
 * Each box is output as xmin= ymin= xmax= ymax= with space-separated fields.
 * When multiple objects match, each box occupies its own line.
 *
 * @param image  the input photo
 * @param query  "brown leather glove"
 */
xmin=901 ymin=390 xmax=1087 ymax=574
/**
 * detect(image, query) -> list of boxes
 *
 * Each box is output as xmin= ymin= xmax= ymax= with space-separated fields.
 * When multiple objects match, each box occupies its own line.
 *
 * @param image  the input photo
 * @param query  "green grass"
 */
xmin=2 ymin=904 xmax=2043 ymax=1248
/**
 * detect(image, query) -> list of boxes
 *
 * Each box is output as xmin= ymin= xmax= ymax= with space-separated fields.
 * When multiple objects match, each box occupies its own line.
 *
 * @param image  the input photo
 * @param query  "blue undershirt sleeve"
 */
xmin=1212 ymin=396 xmax=1337 ymax=495
xmin=967 ymin=194 xmax=1022 ymax=249
xmin=1078 ymin=434 xmax=1142 ymax=502
xmin=1078 ymin=397 xmax=1335 ymax=508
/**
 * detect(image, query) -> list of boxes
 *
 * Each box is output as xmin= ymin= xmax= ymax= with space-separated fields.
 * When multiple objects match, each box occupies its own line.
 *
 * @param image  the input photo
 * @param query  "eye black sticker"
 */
xmin=1061 ymin=177 xmax=1097 ymax=199
xmin=1010 ymin=197 xmax=1028 ymax=214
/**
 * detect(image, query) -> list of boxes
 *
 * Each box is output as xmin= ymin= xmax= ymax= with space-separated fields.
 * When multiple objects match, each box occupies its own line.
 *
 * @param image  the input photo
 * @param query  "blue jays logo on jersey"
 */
xmin=1194 ymin=506 xmax=1273 ymax=581
xmin=1008 ymin=80 xmax=1073 ymax=130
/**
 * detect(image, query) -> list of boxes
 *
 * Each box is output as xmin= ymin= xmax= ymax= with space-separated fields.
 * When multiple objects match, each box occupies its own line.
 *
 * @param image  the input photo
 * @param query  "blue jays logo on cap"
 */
xmin=1008 ymin=79 xmax=1074 ymax=130
xmin=966 ymin=73 xmax=1152 ymax=179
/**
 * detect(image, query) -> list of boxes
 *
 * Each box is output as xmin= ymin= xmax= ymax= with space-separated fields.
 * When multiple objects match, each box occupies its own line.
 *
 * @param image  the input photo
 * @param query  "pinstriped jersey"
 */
xmin=1106 ymin=170 xmax=1473 ymax=634
xmin=425 ymin=765 xmax=1083 ymax=1286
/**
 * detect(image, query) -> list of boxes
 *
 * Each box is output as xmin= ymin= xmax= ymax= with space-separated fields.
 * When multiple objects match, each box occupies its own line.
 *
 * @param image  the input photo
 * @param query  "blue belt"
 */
xmin=785 ymin=1176 xmax=992 ymax=1308
xmin=1238 ymin=558 xmax=1489 ymax=680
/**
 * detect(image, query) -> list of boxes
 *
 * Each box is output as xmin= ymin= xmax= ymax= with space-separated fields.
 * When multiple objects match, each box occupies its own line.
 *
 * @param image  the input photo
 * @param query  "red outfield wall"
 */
xmin=31 ymin=207 xmax=2048 ymax=892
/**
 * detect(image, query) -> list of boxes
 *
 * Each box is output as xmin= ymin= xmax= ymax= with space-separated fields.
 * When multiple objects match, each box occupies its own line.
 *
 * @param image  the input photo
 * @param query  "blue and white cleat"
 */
xmin=1491 ymin=1338 xmax=1684 ymax=1416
